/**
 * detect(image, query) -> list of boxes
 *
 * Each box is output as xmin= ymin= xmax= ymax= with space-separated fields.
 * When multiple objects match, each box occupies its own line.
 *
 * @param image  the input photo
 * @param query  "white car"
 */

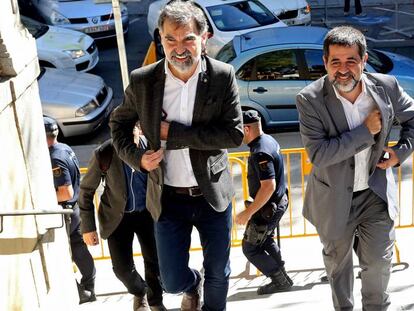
xmin=22 ymin=15 xmax=99 ymax=72
xmin=147 ymin=0 xmax=286 ymax=58
xmin=29 ymin=0 xmax=129 ymax=40
xmin=38 ymin=67 xmax=114 ymax=137
xmin=259 ymin=0 xmax=311 ymax=26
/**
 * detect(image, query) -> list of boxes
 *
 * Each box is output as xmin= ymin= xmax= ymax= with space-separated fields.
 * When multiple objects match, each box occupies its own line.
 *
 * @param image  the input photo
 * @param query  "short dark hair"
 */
xmin=323 ymin=26 xmax=367 ymax=59
xmin=158 ymin=0 xmax=208 ymax=35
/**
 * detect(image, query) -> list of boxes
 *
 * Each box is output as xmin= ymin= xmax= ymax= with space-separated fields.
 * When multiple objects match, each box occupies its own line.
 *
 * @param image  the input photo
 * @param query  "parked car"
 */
xmin=259 ymin=0 xmax=311 ymax=25
xmin=29 ymin=0 xmax=129 ymax=40
xmin=216 ymin=26 xmax=414 ymax=129
xmin=38 ymin=67 xmax=114 ymax=137
xmin=147 ymin=0 xmax=286 ymax=58
xmin=21 ymin=15 xmax=99 ymax=72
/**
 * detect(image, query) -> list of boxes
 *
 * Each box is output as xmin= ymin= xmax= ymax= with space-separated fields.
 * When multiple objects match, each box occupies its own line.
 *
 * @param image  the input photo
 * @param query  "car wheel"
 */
xmin=154 ymin=30 xmax=165 ymax=60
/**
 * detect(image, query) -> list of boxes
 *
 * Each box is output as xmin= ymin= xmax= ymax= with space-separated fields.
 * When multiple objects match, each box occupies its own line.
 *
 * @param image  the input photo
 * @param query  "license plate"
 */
xmin=85 ymin=24 xmax=112 ymax=33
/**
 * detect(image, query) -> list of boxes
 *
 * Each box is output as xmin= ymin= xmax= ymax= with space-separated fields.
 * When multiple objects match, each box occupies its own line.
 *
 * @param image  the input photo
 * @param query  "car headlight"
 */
xmin=50 ymin=10 xmax=70 ymax=25
xmin=300 ymin=5 xmax=311 ymax=15
xmin=76 ymin=100 xmax=98 ymax=117
xmin=121 ymin=6 xmax=128 ymax=17
xmin=64 ymin=49 xmax=86 ymax=59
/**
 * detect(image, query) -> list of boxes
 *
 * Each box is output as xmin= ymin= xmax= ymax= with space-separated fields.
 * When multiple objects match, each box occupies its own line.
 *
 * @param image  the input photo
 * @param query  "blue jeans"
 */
xmin=155 ymin=188 xmax=232 ymax=311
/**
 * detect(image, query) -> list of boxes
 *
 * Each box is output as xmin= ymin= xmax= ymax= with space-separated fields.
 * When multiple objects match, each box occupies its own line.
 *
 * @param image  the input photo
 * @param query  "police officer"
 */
xmin=235 ymin=110 xmax=293 ymax=295
xmin=44 ymin=117 xmax=96 ymax=304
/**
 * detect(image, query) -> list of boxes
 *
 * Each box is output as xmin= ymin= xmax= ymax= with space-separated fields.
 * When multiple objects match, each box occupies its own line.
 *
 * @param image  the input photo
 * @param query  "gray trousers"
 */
xmin=319 ymin=189 xmax=395 ymax=311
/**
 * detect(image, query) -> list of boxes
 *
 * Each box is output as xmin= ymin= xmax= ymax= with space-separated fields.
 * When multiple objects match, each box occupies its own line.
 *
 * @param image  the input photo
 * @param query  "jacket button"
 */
xmin=347 ymin=187 xmax=353 ymax=193
xmin=350 ymin=164 xmax=355 ymax=169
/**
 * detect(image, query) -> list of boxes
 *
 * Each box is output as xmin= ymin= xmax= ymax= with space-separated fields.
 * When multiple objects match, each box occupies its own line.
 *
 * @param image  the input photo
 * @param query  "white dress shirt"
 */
xmin=162 ymin=60 xmax=202 ymax=187
xmin=333 ymin=75 xmax=376 ymax=192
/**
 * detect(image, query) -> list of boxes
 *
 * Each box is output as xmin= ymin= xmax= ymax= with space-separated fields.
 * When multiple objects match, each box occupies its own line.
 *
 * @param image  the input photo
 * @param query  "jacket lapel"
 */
xmin=323 ymin=77 xmax=350 ymax=134
xmin=192 ymin=57 xmax=210 ymax=123
xmin=365 ymin=76 xmax=391 ymax=173
xmin=143 ymin=60 xmax=165 ymax=151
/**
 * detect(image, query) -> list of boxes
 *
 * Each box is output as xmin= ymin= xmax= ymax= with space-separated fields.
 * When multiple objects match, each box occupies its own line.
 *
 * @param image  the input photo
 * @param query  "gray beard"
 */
xmin=333 ymin=75 xmax=359 ymax=93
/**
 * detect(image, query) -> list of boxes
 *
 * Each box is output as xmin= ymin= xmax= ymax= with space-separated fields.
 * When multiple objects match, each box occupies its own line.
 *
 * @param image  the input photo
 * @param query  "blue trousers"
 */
xmin=155 ymin=189 xmax=232 ymax=311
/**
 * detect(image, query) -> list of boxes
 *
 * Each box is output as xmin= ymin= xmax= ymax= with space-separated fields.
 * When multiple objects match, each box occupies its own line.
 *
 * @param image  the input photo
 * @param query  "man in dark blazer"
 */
xmin=78 ymin=135 xmax=166 ymax=311
xmin=296 ymin=26 xmax=414 ymax=310
xmin=110 ymin=1 xmax=243 ymax=310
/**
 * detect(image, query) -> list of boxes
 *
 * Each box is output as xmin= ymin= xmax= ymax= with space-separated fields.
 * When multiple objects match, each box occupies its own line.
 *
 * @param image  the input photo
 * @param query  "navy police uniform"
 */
xmin=45 ymin=118 xmax=96 ymax=295
xmin=242 ymin=115 xmax=289 ymax=278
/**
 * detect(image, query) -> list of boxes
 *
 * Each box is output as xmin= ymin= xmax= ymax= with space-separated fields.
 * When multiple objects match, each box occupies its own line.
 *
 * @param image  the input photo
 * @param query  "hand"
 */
xmin=364 ymin=109 xmax=382 ymax=135
xmin=160 ymin=121 xmax=170 ymax=140
xmin=235 ymin=209 xmax=252 ymax=226
xmin=140 ymin=149 xmax=164 ymax=171
xmin=376 ymin=147 xmax=400 ymax=170
xmin=83 ymin=231 xmax=99 ymax=246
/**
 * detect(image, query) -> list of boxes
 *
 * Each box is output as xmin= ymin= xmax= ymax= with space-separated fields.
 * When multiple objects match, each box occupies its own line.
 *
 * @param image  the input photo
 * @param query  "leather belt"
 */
xmin=164 ymin=185 xmax=203 ymax=197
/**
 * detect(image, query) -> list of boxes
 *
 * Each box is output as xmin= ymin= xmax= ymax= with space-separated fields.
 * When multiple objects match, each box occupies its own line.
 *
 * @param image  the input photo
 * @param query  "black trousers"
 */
xmin=107 ymin=209 xmax=163 ymax=306
xmin=69 ymin=206 xmax=96 ymax=289
xmin=344 ymin=0 xmax=362 ymax=14
xmin=242 ymin=197 xmax=288 ymax=277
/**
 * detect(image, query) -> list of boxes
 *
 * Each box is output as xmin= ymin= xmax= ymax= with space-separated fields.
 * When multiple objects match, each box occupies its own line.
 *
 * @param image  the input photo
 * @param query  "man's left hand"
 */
xmin=160 ymin=121 xmax=170 ymax=140
xmin=235 ymin=209 xmax=252 ymax=226
xmin=376 ymin=147 xmax=400 ymax=170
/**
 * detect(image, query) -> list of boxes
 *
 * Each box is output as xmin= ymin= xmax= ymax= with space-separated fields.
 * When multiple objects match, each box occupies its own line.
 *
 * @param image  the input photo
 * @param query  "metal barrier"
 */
xmin=82 ymin=145 xmax=414 ymax=261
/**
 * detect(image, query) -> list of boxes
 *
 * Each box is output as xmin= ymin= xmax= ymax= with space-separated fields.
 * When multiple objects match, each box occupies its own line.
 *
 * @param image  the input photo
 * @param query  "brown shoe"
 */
xmin=134 ymin=295 xmax=151 ymax=311
xmin=181 ymin=274 xmax=201 ymax=311
xmin=181 ymin=292 xmax=201 ymax=311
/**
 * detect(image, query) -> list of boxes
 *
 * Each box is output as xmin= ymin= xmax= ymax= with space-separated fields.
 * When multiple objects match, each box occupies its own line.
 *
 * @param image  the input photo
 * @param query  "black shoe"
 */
xmin=134 ymin=295 xmax=151 ymax=311
xmin=77 ymin=283 xmax=96 ymax=304
xmin=257 ymin=270 xmax=292 ymax=295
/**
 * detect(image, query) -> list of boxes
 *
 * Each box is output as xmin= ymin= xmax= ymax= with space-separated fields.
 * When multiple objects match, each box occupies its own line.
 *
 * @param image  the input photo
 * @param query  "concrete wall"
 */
xmin=0 ymin=0 xmax=78 ymax=310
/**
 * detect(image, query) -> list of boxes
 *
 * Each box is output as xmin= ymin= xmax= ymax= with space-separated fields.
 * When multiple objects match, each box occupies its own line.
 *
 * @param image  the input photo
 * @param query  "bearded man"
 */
xmin=296 ymin=26 xmax=414 ymax=311
xmin=110 ymin=1 xmax=243 ymax=310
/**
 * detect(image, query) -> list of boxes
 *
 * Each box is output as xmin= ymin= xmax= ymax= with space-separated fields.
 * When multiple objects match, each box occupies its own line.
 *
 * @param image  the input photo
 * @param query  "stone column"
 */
xmin=0 ymin=0 xmax=78 ymax=310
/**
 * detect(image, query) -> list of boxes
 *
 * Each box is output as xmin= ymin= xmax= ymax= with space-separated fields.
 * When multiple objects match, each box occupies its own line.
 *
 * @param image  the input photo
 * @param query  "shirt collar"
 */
xmin=164 ymin=58 xmax=202 ymax=84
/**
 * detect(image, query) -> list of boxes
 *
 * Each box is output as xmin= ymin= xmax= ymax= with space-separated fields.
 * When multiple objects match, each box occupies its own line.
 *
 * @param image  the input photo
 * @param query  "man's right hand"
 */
xmin=364 ymin=109 xmax=382 ymax=135
xmin=140 ymin=149 xmax=164 ymax=171
xmin=83 ymin=231 xmax=99 ymax=246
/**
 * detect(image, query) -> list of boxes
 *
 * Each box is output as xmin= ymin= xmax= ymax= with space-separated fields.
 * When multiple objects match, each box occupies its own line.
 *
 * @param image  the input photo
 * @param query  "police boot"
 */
xmin=257 ymin=269 xmax=292 ymax=295
xmin=280 ymin=266 xmax=293 ymax=286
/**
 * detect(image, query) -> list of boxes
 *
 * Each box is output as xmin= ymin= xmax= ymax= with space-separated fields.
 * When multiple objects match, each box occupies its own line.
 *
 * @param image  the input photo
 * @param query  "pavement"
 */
xmin=77 ymin=227 xmax=414 ymax=311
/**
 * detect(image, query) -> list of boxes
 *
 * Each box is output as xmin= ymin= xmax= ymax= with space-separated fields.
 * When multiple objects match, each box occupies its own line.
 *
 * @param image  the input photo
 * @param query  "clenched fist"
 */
xmin=364 ymin=109 xmax=382 ymax=135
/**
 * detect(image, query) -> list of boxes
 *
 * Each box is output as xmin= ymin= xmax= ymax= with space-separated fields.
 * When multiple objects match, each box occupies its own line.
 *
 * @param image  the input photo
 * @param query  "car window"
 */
xmin=21 ymin=16 xmax=49 ymax=39
xmin=216 ymin=41 xmax=237 ymax=63
xmin=206 ymin=0 xmax=278 ymax=32
xmin=236 ymin=59 xmax=255 ymax=80
xmin=303 ymin=49 xmax=326 ymax=80
xmin=367 ymin=49 xmax=393 ymax=74
xmin=253 ymin=50 xmax=300 ymax=81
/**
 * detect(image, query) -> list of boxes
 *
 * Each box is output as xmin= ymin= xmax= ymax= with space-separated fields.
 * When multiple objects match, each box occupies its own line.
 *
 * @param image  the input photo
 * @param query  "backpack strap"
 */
xmin=94 ymin=139 xmax=114 ymax=179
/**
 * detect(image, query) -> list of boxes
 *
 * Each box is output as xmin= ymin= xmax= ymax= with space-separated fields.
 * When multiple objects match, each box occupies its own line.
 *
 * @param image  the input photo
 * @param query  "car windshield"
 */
xmin=206 ymin=0 xmax=278 ymax=31
xmin=216 ymin=41 xmax=237 ymax=63
xmin=367 ymin=49 xmax=393 ymax=74
xmin=21 ymin=16 xmax=49 ymax=39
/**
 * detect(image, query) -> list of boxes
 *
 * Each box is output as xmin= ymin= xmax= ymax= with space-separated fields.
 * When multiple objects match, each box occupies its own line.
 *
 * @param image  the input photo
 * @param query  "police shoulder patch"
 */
xmin=52 ymin=166 xmax=62 ymax=177
xmin=259 ymin=160 xmax=270 ymax=171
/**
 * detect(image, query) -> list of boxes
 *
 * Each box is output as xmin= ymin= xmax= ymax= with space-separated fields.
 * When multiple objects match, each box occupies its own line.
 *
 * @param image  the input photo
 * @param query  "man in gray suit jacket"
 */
xmin=110 ymin=1 xmax=243 ymax=310
xmin=296 ymin=26 xmax=414 ymax=310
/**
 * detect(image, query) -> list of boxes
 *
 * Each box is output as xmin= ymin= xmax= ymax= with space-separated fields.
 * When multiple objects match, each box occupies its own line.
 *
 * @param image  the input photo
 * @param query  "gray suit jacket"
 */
xmin=109 ymin=56 xmax=243 ymax=220
xmin=296 ymin=73 xmax=414 ymax=239
xmin=78 ymin=143 xmax=127 ymax=239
